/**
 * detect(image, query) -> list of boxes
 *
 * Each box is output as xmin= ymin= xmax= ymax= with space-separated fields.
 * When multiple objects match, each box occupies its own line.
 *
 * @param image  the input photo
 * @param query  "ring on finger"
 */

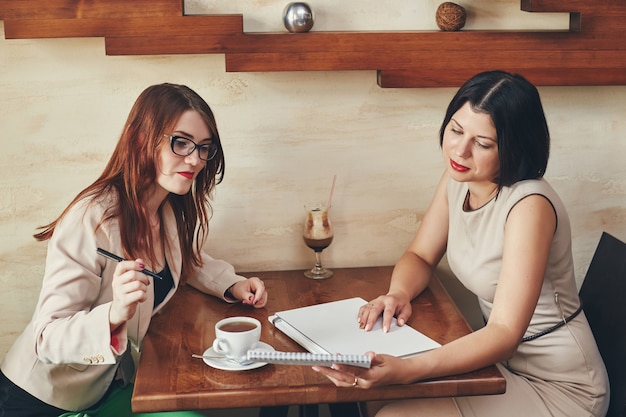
xmin=352 ymin=376 xmax=358 ymax=387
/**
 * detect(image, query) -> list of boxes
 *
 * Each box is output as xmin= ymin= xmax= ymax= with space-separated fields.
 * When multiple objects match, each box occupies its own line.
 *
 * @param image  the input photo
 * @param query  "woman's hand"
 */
xmin=358 ymin=293 xmax=413 ymax=333
xmin=109 ymin=259 xmax=150 ymax=331
xmin=230 ymin=277 xmax=268 ymax=308
xmin=313 ymin=352 xmax=408 ymax=388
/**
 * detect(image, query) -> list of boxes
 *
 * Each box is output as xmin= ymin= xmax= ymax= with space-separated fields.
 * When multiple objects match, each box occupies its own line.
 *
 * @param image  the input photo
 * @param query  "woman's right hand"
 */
xmin=109 ymin=259 xmax=150 ymax=331
xmin=358 ymin=293 xmax=413 ymax=333
xmin=313 ymin=352 xmax=413 ymax=388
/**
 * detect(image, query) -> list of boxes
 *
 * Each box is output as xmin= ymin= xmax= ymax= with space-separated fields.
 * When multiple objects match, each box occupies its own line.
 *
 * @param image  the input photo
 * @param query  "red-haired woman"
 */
xmin=0 ymin=83 xmax=268 ymax=416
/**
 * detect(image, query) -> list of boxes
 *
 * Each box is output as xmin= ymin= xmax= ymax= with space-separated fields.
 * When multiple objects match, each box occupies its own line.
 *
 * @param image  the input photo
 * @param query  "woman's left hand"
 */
xmin=231 ymin=277 xmax=268 ymax=308
xmin=312 ymin=352 xmax=406 ymax=389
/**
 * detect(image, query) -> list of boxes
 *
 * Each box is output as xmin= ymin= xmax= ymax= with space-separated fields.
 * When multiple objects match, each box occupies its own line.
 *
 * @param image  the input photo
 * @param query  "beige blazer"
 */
xmin=1 ymin=193 xmax=245 ymax=411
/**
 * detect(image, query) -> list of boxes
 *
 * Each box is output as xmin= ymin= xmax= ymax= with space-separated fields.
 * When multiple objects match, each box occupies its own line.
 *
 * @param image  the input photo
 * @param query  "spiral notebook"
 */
xmin=247 ymin=350 xmax=372 ymax=368
xmin=268 ymin=297 xmax=441 ymax=358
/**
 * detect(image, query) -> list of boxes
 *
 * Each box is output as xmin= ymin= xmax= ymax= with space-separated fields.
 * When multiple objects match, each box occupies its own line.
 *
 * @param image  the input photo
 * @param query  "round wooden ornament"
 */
xmin=436 ymin=2 xmax=466 ymax=31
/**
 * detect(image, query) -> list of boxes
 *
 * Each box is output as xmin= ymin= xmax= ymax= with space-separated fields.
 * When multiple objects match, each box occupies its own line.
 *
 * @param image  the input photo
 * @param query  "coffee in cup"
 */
xmin=212 ymin=316 xmax=261 ymax=361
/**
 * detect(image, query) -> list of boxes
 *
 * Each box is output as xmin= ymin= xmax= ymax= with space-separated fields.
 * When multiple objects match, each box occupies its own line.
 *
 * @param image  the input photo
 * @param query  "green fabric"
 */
xmin=57 ymin=383 xmax=207 ymax=417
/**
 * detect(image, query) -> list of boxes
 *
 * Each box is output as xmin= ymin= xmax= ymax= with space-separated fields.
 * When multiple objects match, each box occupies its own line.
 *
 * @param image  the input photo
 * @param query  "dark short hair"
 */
xmin=439 ymin=70 xmax=550 ymax=189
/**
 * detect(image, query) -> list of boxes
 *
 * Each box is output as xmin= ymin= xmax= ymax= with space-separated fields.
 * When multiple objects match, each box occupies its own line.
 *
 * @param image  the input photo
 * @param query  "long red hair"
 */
xmin=34 ymin=83 xmax=225 ymax=283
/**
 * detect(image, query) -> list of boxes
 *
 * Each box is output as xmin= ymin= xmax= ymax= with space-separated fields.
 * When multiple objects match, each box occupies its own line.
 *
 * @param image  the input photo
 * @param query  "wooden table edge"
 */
xmin=132 ymin=374 xmax=505 ymax=412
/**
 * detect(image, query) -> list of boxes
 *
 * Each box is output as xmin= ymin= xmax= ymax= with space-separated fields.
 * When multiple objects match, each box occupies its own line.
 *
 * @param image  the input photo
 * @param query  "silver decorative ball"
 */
xmin=283 ymin=2 xmax=314 ymax=33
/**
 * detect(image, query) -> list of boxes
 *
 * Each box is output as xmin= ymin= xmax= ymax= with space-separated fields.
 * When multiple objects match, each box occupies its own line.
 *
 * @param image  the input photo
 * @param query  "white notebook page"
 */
xmin=270 ymin=297 xmax=441 ymax=357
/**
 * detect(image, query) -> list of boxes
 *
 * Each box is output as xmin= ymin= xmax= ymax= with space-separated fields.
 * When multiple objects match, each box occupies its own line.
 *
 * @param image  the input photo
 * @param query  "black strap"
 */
xmin=521 ymin=304 xmax=583 ymax=343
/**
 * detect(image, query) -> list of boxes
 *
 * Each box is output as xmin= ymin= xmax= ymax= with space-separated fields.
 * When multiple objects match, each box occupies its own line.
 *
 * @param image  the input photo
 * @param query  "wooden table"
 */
xmin=131 ymin=266 xmax=505 ymax=413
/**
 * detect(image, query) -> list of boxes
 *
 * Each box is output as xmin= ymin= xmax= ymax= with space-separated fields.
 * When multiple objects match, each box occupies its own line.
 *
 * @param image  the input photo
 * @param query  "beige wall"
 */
xmin=1 ymin=1 xmax=625 ymax=357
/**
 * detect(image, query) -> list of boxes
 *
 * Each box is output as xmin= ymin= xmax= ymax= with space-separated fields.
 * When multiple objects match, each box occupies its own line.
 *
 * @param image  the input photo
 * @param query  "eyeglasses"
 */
xmin=164 ymin=135 xmax=218 ymax=161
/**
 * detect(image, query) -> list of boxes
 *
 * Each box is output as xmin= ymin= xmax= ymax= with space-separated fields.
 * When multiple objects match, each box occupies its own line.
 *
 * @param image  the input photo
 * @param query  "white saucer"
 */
xmin=202 ymin=341 xmax=274 ymax=371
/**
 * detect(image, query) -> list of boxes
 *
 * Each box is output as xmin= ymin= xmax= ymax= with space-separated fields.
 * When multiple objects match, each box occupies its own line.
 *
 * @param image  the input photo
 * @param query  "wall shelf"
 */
xmin=1 ymin=0 xmax=625 ymax=88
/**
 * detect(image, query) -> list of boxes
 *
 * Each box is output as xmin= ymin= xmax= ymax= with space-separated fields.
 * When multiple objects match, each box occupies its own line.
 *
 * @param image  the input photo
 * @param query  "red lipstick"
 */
xmin=450 ymin=159 xmax=469 ymax=172
xmin=178 ymin=171 xmax=194 ymax=180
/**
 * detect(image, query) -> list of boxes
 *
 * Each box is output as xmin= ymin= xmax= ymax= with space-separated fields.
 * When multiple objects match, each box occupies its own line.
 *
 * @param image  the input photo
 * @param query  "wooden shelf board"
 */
xmin=521 ymin=0 xmax=625 ymax=13
xmin=378 ymin=68 xmax=626 ymax=88
xmin=0 ymin=0 xmax=182 ymax=20
xmin=105 ymin=34 xmax=246 ymax=56
xmin=223 ymin=49 xmax=626 ymax=72
xmin=4 ymin=15 xmax=243 ymax=39
xmin=103 ymin=27 xmax=624 ymax=57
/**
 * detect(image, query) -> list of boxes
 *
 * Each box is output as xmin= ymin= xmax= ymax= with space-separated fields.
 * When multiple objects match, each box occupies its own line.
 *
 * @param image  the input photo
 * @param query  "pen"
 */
xmin=96 ymin=247 xmax=162 ymax=280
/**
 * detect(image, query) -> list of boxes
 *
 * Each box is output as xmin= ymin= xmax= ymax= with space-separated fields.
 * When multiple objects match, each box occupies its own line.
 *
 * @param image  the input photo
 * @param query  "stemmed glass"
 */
xmin=303 ymin=203 xmax=334 ymax=279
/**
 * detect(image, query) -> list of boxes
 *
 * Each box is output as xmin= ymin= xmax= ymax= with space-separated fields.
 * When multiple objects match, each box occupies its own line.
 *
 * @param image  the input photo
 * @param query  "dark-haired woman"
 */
xmin=313 ymin=71 xmax=609 ymax=417
xmin=0 ymin=83 xmax=267 ymax=416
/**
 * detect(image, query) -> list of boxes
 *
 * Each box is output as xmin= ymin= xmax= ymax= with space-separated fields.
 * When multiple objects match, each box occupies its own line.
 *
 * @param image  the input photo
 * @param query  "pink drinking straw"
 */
xmin=326 ymin=175 xmax=337 ymax=209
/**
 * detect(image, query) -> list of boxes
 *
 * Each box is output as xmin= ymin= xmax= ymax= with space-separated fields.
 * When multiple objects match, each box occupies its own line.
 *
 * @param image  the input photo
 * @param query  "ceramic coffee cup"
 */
xmin=212 ymin=316 xmax=261 ymax=361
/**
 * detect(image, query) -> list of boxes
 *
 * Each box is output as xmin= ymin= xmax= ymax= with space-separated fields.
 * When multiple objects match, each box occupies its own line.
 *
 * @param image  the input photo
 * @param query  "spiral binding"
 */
xmin=246 ymin=349 xmax=371 ymax=368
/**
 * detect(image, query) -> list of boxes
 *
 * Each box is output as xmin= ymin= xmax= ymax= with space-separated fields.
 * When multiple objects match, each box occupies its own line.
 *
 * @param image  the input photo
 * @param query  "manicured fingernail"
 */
xmin=248 ymin=295 xmax=253 ymax=301
xmin=139 ymin=263 xmax=145 ymax=269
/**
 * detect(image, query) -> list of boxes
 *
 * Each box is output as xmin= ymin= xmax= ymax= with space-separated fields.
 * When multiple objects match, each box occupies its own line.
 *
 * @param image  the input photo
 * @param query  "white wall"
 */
xmin=1 ymin=0 xmax=624 ymax=357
